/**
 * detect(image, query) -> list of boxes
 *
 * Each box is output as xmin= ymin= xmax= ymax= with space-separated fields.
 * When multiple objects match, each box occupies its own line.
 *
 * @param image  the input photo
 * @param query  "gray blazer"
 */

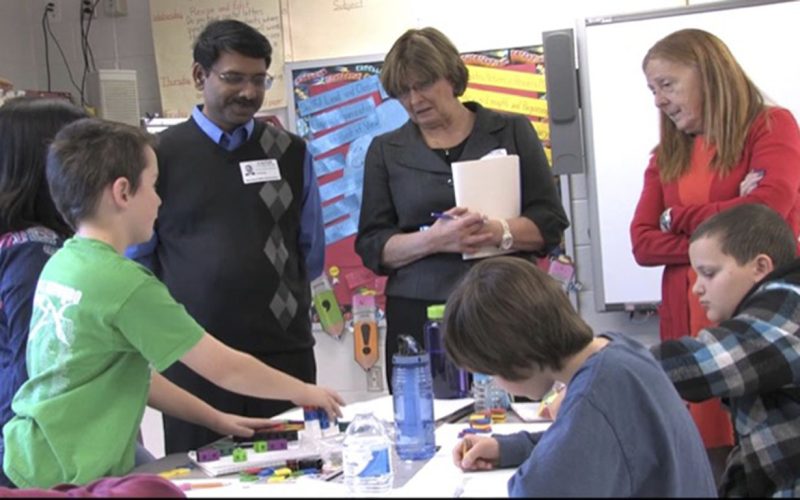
xmin=355 ymin=102 xmax=569 ymax=301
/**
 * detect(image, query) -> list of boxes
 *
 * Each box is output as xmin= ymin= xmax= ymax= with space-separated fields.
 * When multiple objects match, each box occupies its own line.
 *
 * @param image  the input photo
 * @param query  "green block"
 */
xmin=213 ymin=440 xmax=236 ymax=456
xmin=253 ymin=440 xmax=268 ymax=453
xmin=232 ymin=447 xmax=247 ymax=463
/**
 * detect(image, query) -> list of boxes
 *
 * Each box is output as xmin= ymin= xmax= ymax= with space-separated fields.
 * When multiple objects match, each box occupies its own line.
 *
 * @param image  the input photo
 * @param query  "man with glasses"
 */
xmin=127 ymin=19 xmax=325 ymax=454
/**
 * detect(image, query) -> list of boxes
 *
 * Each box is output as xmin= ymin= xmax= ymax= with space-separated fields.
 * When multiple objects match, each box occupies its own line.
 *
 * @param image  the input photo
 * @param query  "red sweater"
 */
xmin=631 ymin=107 xmax=800 ymax=341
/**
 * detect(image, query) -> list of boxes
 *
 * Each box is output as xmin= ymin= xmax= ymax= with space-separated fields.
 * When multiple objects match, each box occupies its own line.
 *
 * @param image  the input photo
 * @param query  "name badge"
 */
xmin=240 ymin=159 xmax=281 ymax=184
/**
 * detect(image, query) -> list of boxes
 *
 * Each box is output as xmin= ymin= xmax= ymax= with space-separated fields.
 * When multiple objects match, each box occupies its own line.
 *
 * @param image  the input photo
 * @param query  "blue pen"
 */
xmin=431 ymin=211 xmax=458 ymax=220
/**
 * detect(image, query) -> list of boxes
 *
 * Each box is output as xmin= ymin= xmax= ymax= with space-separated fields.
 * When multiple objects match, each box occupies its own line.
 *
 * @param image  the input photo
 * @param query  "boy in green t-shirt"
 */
xmin=2 ymin=118 xmax=344 ymax=489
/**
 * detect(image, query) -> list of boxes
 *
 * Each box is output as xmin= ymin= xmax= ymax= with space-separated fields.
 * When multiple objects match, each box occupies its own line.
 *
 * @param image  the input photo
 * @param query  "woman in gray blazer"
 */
xmin=356 ymin=27 xmax=569 ymax=387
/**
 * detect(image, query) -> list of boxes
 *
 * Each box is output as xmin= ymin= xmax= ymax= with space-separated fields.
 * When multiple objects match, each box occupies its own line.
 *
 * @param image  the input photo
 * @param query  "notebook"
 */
xmin=451 ymin=154 xmax=521 ymax=260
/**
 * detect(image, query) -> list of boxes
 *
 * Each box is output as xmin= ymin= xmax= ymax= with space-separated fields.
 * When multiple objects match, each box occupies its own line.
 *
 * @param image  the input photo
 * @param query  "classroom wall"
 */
xmin=1 ymin=0 xmax=39 ymax=90
xmin=12 ymin=0 xmax=164 ymax=116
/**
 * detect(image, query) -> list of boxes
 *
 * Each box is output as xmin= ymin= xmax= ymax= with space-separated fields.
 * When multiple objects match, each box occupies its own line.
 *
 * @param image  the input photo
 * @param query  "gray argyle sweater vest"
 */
xmin=154 ymin=118 xmax=313 ymax=354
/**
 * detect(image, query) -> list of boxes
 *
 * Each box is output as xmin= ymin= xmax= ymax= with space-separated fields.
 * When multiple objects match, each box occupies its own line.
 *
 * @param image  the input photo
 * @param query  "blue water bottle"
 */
xmin=424 ymin=304 xmax=470 ymax=399
xmin=392 ymin=335 xmax=436 ymax=461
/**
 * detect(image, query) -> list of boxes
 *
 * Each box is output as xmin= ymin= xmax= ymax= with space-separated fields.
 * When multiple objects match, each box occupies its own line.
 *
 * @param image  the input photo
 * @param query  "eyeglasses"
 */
xmin=210 ymin=70 xmax=274 ymax=90
xmin=395 ymin=79 xmax=436 ymax=100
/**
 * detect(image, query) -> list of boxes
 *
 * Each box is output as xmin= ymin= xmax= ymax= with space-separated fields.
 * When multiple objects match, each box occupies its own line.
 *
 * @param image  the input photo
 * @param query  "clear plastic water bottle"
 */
xmin=472 ymin=373 xmax=510 ymax=412
xmin=472 ymin=373 xmax=491 ymax=412
xmin=489 ymin=380 xmax=511 ymax=410
xmin=342 ymin=412 xmax=393 ymax=495
xmin=424 ymin=304 xmax=470 ymax=399
xmin=392 ymin=335 xmax=436 ymax=461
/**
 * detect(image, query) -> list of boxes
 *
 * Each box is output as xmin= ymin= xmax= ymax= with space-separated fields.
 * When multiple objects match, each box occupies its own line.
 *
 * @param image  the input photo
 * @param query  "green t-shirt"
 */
xmin=2 ymin=237 xmax=205 ymax=488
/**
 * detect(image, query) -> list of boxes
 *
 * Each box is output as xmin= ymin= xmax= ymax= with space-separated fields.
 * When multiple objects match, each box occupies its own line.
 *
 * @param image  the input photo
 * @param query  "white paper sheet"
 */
xmin=451 ymin=154 xmax=521 ymax=260
xmin=274 ymin=396 xmax=474 ymax=425
xmin=510 ymin=402 xmax=553 ymax=423
xmin=174 ymin=477 xmax=350 ymax=498
xmin=391 ymin=422 xmax=553 ymax=497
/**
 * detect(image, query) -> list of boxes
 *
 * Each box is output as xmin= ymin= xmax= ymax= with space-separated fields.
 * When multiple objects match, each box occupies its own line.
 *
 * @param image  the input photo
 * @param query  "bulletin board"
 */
xmin=287 ymin=44 xmax=554 ymax=325
xmin=459 ymin=46 xmax=550 ymax=164
xmin=286 ymin=55 xmax=402 ymax=323
xmin=149 ymin=0 xmax=287 ymax=117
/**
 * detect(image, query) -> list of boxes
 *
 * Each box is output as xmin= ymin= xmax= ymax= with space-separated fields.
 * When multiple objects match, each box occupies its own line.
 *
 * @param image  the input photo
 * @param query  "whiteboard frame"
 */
xmin=578 ymin=0 xmax=799 ymax=312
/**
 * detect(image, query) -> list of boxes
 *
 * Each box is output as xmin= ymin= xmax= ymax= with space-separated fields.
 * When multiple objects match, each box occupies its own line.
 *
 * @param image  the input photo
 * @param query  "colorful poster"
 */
xmin=460 ymin=46 xmax=552 ymax=164
xmin=291 ymin=61 xmax=406 ymax=323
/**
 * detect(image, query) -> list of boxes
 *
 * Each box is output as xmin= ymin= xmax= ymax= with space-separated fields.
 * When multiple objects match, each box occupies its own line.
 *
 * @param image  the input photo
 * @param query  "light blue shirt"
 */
xmin=126 ymin=106 xmax=325 ymax=280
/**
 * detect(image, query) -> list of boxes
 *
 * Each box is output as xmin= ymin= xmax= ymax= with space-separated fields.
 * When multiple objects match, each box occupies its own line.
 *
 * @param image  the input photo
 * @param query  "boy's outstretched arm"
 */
xmin=652 ymin=285 xmax=800 ymax=401
xmin=179 ymin=333 xmax=345 ymax=419
xmin=148 ymin=372 xmax=276 ymax=438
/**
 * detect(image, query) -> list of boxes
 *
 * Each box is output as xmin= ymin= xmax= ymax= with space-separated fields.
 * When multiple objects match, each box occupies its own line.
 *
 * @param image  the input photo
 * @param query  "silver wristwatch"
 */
xmin=499 ymin=219 xmax=514 ymax=250
xmin=659 ymin=207 xmax=672 ymax=233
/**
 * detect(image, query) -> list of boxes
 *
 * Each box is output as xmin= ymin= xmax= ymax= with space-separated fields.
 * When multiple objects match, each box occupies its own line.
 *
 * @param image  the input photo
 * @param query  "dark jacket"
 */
xmin=356 ymin=101 xmax=569 ymax=301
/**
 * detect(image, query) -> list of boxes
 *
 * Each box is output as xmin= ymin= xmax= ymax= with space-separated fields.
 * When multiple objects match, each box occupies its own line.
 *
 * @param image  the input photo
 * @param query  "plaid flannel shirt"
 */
xmin=652 ymin=261 xmax=800 ymax=498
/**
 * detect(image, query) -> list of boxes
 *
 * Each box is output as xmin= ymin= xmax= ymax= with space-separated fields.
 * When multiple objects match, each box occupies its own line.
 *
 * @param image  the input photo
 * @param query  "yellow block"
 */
xmin=461 ymin=88 xmax=548 ymax=119
xmin=158 ymin=467 xmax=190 ymax=479
xmin=467 ymin=65 xmax=546 ymax=93
xmin=274 ymin=467 xmax=293 ymax=477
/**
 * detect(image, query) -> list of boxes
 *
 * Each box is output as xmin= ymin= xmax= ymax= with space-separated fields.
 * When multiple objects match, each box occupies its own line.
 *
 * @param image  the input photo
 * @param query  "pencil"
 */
xmin=431 ymin=211 xmax=458 ymax=220
xmin=180 ymin=481 xmax=227 ymax=491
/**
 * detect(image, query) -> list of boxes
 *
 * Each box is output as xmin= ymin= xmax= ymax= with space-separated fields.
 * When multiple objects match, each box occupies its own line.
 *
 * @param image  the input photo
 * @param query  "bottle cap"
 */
xmin=426 ymin=304 xmax=445 ymax=320
xmin=397 ymin=334 xmax=423 ymax=355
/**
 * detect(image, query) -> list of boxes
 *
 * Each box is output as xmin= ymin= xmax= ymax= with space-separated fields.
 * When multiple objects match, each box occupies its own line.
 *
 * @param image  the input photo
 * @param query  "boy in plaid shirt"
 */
xmin=652 ymin=203 xmax=800 ymax=497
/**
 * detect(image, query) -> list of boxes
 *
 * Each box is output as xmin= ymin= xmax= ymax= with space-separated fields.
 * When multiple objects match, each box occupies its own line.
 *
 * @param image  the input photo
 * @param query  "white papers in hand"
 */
xmin=451 ymin=154 xmax=521 ymax=260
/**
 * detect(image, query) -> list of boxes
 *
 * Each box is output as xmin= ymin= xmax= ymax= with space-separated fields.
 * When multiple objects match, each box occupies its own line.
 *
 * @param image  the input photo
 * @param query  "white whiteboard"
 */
xmin=578 ymin=0 xmax=800 ymax=309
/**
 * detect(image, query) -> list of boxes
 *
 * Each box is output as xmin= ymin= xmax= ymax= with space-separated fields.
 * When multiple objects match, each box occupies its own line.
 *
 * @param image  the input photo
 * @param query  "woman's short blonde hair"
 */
xmin=381 ymin=27 xmax=468 ymax=99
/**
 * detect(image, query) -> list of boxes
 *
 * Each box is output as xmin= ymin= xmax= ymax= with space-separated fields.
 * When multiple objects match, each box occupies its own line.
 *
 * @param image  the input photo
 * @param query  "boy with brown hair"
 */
xmin=445 ymin=256 xmax=715 ymax=497
xmin=652 ymin=203 xmax=800 ymax=497
xmin=2 ymin=118 xmax=343 ymax=488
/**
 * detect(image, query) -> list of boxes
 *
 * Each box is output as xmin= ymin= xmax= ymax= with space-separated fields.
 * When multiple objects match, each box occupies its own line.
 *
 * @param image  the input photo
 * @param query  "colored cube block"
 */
xmin=267 ymin=439 xmax=288 ymax=450
xmin=196 ymin=447 xmax=221 ymax=463
xmin=213 ymin=442 xmax=236 ymax=456
xmin=298 ymin=458 xmax=324 ymax=471
xmin=253 ymin=440 xmax=268 ymax=453
xmin=258 ymin=467 xmax=275 ymax=477
xmin=274 ymin=467 xmax=292 ymax=477
xmin=232 ymin=447 xmax=248 ymax=463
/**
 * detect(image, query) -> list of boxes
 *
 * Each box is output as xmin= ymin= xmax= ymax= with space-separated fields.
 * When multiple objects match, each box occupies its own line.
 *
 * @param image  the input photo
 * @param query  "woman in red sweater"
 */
xmin=630 ymin=28 xmax=800 ymax=481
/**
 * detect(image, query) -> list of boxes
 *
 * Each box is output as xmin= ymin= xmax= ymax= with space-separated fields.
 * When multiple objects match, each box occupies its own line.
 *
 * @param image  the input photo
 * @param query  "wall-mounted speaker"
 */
xmin=87 ymin=69 xmax=140 ymax=127
xmin=543 ymin=29 xmax=584 ymax=175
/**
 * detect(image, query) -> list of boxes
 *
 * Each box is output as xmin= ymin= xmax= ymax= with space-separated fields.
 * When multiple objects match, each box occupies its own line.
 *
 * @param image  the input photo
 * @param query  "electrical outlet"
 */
xmin=104 ymin=0 xmax=128 ymax=17
xmin=367 ymin=365 xmax=384 ymax=392
xmin=43 ymin=0 xmax=61 ymax=23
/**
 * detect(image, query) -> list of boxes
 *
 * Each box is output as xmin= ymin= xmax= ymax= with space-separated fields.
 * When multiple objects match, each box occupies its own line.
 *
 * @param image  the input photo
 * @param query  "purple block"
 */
xmin=267 ymin=439 xmax=288 ymax=450
xmin=197 ymin=447 xmax=221 ymax=462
